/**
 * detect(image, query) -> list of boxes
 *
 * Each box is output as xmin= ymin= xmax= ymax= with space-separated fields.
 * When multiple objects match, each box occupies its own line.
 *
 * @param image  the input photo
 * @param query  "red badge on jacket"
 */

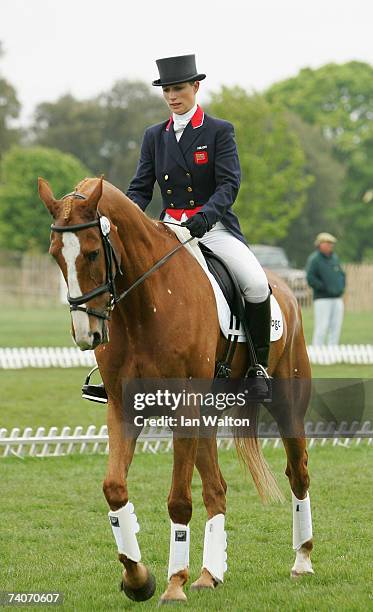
xmin=194 ymin=151 xmax=208 ymax=165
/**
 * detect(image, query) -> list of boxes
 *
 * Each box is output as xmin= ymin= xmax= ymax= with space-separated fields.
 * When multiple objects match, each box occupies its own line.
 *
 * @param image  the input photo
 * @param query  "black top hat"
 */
xmin=152 ymin=54 xmax=206 ymax=87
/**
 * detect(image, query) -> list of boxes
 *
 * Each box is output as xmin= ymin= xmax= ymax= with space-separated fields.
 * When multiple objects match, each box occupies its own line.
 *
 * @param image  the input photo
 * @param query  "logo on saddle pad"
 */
xmin=270 ymin=295 xmax=283 ymax=342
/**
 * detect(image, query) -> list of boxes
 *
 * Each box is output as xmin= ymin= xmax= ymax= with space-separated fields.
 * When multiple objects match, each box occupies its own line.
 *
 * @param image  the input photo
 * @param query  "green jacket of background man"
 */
xmin=305 ymin=251 xmax=346 ymax=300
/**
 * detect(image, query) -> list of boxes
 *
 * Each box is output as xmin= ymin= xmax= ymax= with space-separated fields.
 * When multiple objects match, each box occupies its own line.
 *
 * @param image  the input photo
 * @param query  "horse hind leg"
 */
xmin=283 ymin=437 xmax=314 ymax=578
xmin=272 ymin=338 xmax=314 ymax=579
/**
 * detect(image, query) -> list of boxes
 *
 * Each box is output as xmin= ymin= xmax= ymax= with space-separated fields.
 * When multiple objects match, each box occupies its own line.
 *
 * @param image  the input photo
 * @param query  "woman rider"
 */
xmin=125 ymin=54 xmax=271 ymax=398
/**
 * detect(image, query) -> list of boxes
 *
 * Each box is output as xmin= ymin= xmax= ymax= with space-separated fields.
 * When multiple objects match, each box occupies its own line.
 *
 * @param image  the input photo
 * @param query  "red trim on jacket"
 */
xmin=191 ymin=105 xmax=204 ymax=129
xmin=165 ymin=206 xmax=203 ymax=220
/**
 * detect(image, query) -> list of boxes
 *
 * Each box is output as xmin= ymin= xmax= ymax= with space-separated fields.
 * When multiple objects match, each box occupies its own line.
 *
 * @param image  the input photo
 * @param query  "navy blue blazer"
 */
xmin=126 ymin=106 xmax=247 ymax=244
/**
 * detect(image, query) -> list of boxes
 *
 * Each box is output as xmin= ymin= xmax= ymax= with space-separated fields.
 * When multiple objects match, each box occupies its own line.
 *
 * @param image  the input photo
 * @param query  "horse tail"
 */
xmin=233 ymin=403 xmax=285 ymax=503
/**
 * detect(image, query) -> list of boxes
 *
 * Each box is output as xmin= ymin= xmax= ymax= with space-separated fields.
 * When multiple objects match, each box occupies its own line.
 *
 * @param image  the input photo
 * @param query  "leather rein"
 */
xmin=51 ymin=191 xmax=194 ymax=321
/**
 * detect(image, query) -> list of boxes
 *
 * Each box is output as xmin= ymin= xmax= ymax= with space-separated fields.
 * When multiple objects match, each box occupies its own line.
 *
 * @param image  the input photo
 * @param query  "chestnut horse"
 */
xmin=39 ymin=176 xmax=314 ymax=604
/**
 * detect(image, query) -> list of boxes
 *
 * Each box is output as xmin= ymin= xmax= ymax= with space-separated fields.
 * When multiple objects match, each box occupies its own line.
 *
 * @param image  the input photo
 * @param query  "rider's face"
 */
xmin=162 ymin=82 xmax=199 ymax=115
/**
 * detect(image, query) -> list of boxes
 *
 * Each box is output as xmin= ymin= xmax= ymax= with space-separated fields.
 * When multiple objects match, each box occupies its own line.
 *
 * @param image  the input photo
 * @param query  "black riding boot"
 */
xmin=244 ymin=292 xmax=272 ymax=401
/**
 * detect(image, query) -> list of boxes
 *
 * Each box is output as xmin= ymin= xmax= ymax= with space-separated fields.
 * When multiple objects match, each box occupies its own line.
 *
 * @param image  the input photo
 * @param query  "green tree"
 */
xmin=31 ymin=80 xmax=167 ymax=216
xmin=0 ymin=146 xmax=90 ymax=252
xmin=32 ymin=94 xmax=106 ymax=176
xmin=266 ymin=62 xmax=373 ymax=261
xmin=208 ymin=87 xmax=312 ymax=243
xmin=278 ymin=114 xmax=345 ymax=266
xmin=0 ymin=42 xmax=21 ymax=159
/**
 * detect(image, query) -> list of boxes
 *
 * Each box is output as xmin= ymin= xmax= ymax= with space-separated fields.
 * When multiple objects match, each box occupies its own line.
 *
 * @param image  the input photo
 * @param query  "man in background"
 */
xmin=306 ymin=233 xmax=346 ymax=346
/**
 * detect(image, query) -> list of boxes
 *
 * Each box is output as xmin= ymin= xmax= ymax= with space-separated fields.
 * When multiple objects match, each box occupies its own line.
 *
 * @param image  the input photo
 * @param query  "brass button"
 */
xmin=167 ymin=189 xmax=172 ymax=195
xmin=189 ymin=200 xmax=195 ymax=206
xmin=187 ymin=186 xmax=193 ymax=192
xmin=186 ymin=172 xmax=190 ymax=177
xmin=164 ymin=174 xmax=169 ymax=180
xmin=170 ymin=202 xmax=175 ymax=208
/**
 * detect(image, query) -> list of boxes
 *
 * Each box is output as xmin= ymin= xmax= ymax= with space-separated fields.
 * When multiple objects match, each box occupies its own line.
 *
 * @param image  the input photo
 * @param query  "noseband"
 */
xmin=51 ymin=191 xmax=194 ymax=321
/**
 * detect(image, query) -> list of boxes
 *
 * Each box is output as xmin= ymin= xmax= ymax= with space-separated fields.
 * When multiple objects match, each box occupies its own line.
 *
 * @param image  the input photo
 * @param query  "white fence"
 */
xmin=0 ymin=347 xmax=96 ymax=369
xmin=0 ymin=422 xmax=372 ymax=458
xmin=307 ymin=344 xmax=373 ymax=365
xmin=1 ymin=345 xmax=373 ymax=369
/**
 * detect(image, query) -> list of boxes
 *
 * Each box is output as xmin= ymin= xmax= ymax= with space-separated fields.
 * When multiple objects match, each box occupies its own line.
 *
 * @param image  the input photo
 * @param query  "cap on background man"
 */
xmin=314 ymin=232 xmax=337 ymax=246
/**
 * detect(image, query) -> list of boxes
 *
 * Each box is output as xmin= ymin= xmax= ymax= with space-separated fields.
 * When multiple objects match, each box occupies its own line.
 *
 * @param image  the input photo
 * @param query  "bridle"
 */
xmin=51 ymin=191 xmax=123 ymax=321
xmin=51 ymin=191 xmax=194 ymax=321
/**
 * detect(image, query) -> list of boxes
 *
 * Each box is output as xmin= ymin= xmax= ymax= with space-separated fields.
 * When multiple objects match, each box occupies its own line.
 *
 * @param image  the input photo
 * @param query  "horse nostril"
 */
xmin=92 ymin=331 xmax=102 ymax=346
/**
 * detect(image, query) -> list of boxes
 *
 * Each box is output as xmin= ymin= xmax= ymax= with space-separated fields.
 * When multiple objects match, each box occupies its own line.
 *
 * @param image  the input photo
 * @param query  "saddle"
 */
xmin=198 ymin=243 xmax=241 ymax=318
xmin=198 ymin=243 xmax=258 ymax=377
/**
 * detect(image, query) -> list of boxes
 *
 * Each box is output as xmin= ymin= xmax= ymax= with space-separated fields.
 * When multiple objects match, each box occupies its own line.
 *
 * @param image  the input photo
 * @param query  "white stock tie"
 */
xmin=173 ymin=103 xmax=197 ymax=142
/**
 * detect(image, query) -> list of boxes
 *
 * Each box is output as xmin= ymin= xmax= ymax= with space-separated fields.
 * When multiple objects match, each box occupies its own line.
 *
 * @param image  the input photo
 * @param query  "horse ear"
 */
xmin=38 ymin=177 xmax=58 ymax=217
xmin=86 ymin=177 xmax=103 ymax=211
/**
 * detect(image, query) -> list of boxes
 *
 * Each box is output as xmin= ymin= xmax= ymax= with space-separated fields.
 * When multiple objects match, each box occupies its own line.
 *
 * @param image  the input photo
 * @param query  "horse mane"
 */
xmin=71 ymin=177 xmax=175 ymax=240
xmin=73 ymin=177 xmax=147 ymax=217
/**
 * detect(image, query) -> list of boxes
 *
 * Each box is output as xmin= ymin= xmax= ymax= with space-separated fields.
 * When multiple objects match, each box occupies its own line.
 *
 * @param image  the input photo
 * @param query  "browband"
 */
xmin=51 ymin=219 xmax=99 ymax=233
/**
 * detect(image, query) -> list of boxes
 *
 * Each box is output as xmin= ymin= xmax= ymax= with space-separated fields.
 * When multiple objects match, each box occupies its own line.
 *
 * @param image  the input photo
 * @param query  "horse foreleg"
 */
xmin=191 ymin=434 xmax=227 ymax=590
xmin=103 ymin=402 xmax=156 ymax=601
xmin=159 ymin=435 xmax=198 ymax=604
xmin=283 ymin=437 xmax=314 ymax=578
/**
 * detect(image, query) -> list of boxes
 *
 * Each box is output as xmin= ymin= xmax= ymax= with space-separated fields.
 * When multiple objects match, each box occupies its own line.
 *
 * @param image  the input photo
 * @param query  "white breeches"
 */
xmin=164 ymin=215 xmax=269 ymax=304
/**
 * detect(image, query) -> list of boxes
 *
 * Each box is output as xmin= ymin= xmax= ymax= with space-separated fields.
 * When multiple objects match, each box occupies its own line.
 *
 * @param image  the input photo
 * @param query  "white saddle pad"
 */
xmin=162 ymin=218 xmax=283 ymax=343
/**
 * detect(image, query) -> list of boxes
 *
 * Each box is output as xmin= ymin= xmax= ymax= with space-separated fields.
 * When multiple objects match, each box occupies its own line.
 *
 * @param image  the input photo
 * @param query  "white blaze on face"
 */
xmin=61 ymin=233 xmax=91 ymax=348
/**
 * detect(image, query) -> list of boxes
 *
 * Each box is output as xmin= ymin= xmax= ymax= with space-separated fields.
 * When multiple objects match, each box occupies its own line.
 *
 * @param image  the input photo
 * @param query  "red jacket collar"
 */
xmin=191 ymin=105 xmax=204 ymax=128
xmin=166 ymin=105 xmax=205 ymax=131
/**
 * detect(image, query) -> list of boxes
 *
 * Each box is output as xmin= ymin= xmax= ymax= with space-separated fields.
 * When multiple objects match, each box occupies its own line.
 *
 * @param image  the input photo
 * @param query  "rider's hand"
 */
xmin=181 ymin=213 xmax=209 ymax=238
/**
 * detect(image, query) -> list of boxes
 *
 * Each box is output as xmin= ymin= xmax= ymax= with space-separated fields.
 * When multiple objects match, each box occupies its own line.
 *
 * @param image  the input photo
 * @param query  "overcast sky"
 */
xmin=1 ymin=0 xmax=373 ymax=124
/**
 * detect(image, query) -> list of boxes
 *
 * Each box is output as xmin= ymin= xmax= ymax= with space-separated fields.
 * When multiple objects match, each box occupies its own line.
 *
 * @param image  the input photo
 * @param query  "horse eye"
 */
xmin=87 ymin=249 xmax=100 ymax=262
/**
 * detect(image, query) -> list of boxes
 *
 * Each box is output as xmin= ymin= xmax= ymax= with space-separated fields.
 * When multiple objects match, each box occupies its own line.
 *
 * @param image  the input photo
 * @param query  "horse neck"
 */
xmin=100 ymin=190 xmax=176 ymax=316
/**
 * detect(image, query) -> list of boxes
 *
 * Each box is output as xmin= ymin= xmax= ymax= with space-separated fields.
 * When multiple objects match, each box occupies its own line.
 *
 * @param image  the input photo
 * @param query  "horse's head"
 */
xmin=39 ymin=177 xmax=123 ymax=350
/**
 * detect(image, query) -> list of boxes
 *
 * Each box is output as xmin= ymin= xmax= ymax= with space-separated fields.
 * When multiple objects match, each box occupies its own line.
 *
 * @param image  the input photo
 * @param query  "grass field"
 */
xmin=1 ymin=447 xmax=372 ymax=611
xmin=0 ymin=306 xmax=372 ymax=610
xmin=1 ymin=305 xmax=373 ymax=347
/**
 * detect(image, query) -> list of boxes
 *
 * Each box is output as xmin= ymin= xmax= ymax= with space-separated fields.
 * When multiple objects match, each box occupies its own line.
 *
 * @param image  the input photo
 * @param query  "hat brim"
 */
xmin=152 ymin=73 xmax=206 ymax=86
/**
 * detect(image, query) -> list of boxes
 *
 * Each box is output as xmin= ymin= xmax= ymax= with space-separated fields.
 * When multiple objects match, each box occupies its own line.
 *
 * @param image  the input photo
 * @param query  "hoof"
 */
xmin=190 ymin=583 xmax=215 ymax=590
xmin=190 ymin=578 xmax=217 ymax=590
xmin=120 ymin=570 xmax=156 ymax=602
xmin=158 ymin=586 xmax=187 ymax=605
xmin=190 ymin=569 xmax=218 ymax=590
xmin=290 ymin=569 xmax=314 ymax=579
xmin=158 ymin=595 xmax=187 ymax=605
